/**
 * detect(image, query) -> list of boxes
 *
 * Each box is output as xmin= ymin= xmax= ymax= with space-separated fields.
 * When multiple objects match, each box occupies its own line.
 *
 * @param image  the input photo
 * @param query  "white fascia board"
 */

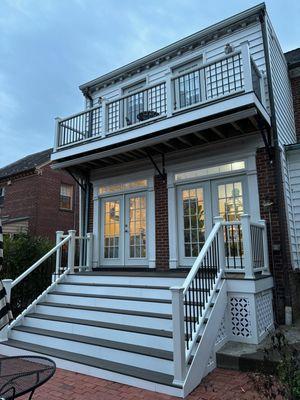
xmin=226 ymin=275 xmax=274 ymax=293
xmin=52 ymin=92 xmax=269 ymax=165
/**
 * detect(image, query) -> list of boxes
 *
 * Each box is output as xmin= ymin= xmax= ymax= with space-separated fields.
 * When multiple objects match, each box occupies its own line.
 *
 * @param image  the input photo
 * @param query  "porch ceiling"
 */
xmin=52 ymin=105 xmax=269 ymax=174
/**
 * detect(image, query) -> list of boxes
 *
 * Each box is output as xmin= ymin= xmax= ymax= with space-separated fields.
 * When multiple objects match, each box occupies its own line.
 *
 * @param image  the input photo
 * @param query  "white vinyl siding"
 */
xmin=287 ymin=148 xmax=300 ymax=268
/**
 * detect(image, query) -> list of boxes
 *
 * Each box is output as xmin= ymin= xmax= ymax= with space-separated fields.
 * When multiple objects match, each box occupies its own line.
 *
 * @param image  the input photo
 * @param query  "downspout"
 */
xmin=260 ymin=9 xmax=292 ymax=322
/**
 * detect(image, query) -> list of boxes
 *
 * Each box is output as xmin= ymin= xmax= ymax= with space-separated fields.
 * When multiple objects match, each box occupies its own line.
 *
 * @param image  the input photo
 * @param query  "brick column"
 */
xmin=87 ymin=184 xmax=94 ymax=233
xmin=154 ymin=174 xmax=169 ymax=270
xmin=256 ymin=146 xmax=297 ymax=323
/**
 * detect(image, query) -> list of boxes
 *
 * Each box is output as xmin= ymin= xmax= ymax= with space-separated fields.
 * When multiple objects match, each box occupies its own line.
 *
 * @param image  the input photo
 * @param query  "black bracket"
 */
xmin=257 ymin=119 xmax=273 ymax=161
xmin=145 ymin=150 xmax=166 ymax=178
xmin=66 ymin=168 xmax=87 ymax=192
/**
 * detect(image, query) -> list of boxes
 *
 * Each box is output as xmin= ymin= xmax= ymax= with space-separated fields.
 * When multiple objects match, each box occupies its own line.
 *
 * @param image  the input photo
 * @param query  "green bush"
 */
xmin=1 ymin=234 xmax=55 ymax=316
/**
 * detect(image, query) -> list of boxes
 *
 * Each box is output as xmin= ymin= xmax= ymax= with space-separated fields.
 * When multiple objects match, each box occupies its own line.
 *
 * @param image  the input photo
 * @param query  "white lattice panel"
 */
xmin=256 ymin=291 xmax=273 ymax=336
xmin=215 ymin=316 xmax=227 ymax=345
xmin=230 ymin=296 xmax=252 ymax=338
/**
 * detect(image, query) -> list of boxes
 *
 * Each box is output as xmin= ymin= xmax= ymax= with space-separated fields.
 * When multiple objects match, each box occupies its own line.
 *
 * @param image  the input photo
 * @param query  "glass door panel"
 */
xmin=177 ymin=182 xmax=211 ymax=266
xmin=100 ymin=196 xmax=123 ymax=266
xmin=125 ymin=193 xmax=147 ymax=265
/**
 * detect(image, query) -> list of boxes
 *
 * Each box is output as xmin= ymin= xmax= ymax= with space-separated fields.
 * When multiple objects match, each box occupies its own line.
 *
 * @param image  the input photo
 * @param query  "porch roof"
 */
xmin=51 ymin=104 xmax=269 ymax=174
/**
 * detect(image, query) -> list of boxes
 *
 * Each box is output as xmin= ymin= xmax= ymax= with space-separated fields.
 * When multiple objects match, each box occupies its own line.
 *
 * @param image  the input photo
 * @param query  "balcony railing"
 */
xmin=54 ymin=42 xmax=264 ymax=150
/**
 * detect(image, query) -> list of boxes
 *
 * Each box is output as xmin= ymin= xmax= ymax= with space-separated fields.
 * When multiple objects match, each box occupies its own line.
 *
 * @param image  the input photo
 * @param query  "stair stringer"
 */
xmin=183 ymin=279 xmax=228 ymax=397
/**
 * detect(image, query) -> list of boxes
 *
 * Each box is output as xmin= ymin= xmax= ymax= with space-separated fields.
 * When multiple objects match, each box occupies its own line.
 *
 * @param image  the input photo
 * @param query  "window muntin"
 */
xmin=60 ymin=184 xmax=73 ymax=210
xmin=129 ymin=195 xmax=147 ymax=258
xmin=104 ymin=200 xmax=120 ymax=259
xmin=99 ymin=179 xmax=147 ymax=195
xmin=175 ymin=161 xmax=245 ymax=182
xmin=182 ymin=187 xmax=205 ymax=258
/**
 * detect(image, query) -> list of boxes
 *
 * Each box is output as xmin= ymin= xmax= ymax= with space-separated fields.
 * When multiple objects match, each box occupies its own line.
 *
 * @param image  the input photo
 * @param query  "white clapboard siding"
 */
xmin=287 ymin=148 xmax=300 ymax=268
xmin=266 ymin=15 xmax=298 ymax=269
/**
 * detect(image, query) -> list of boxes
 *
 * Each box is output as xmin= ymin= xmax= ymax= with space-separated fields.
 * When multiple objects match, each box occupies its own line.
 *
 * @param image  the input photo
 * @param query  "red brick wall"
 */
xmin=0 ymin=165 xmax=78 ymax=242
xmin=290 ymin=75 xmax=300 ymax=142
xmin=88 ymin=184 xmax=94 ymax=233
xmin=154 ymin=174 xmax=169 ymax=269
xmin=256 ymin=146 xmax=297 ymax=323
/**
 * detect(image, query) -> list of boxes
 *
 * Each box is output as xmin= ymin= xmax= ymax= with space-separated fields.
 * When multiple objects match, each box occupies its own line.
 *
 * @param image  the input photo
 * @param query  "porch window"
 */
xmin=99 ymin=179 xmax=147 ymax=195
xmin=218 ymin=182 xmax=244 ymax=221
xmin=60 ymin=184 xmax=73 ymax=210
xmin=0 ymin=187 xmax=5 ymax=207
xmin=175 ymin=161 xmax=245 ymax=182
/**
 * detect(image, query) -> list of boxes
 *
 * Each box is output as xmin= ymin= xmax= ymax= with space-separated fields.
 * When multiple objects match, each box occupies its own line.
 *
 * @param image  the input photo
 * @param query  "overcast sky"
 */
xmin=0 ymin=0 xmax=299 ymax=168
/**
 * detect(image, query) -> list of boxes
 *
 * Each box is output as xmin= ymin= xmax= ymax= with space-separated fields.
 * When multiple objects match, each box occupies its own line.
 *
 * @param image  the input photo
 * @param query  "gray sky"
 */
xmin=0 ymin=0 xmax=299 ymax=168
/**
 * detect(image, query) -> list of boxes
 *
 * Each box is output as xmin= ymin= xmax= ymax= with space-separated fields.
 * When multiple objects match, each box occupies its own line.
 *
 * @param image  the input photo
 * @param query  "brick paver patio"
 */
xmin=18 ymin=367 xmax=261 ymax=400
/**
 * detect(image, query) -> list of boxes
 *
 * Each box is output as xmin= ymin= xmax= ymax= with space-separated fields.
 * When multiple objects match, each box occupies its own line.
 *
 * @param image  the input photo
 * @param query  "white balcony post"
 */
xmin=240 ymin=41 xmax=252 ymax=93
xmin=259 ymin=219 xmax=270 ymax=275
xmin=54 ymin=117 xmax=61 ymax=152
xmin=67 ymin=230 xmax=76 ymax=273
xmin=101 ymin=99 xmax=107 ymax=138
xmin=2 ymin=279 xmax=13 ymax=303
xmin=259 ymin=70 xmax=267 ymax=107
xmin=171 ymin=286 xmax=186 ymax=385
xmin=55 ymin=231 xmax=64 ymax=279
xmin=214 ymin=216 xmax=226 ymax=271
xmin=86 ymin=233 xmax=93 ymax=271
xmin=241 ymin=214 xmax=255 ymax=279
xmin=165 ymin=73 xmax=174 ymax=117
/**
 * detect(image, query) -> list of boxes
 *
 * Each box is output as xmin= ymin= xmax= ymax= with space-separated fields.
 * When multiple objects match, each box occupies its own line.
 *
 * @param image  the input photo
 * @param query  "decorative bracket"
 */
xmin=145 ymin=150 xmax=166 ymax=178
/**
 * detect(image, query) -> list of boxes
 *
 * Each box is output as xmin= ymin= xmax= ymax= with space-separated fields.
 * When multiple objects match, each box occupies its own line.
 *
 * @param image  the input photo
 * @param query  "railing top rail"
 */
xmin=106 ymin=80 xmax=167 ymax=106
xmin=172 ymin=49 xmax=242 ymax=81
xmin=222 ymin=220 xmax=241 ymax=226
xmin=250 ymin=221 xmax=265 ymax=228
xmin=11 ymin=234 xmax=71 ymax=289
xmin=58 ymin=104 xmax=102 ymax=124
xmin=181 ymin=222 xmax=222 ymax=295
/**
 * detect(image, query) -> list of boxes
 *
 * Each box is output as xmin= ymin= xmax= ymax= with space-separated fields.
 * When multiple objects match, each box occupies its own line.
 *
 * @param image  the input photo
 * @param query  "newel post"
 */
xmin=240 ymin=41 xmax=252 ymax=93
xmin=214 ymin=216 xmax=226 ymax=270
xmin=55 ymin=231 xmax=64 ymax=278
xmin=54 ymin=117 xmax=61 ymax=152
xmin=2 ymin=279 xmax=13 ymax=303
xmin=171 ymin=286 xmax=186 ymax=385
xmin=165 ymin=73 xmax=174 ymax=117
xmin=67 ymin=230 xmax=76 ymax=273
xmin=86 ymin=233 xmax=93 ymax=271
xmin=259 ymin=219 xmax=270 ymax=275
xmin=241 ymin=214 xmax=255 ymax=279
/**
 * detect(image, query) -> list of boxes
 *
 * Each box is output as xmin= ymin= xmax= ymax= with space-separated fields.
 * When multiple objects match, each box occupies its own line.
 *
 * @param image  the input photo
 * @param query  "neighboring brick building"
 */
xmin=0 ymin=149 xmax=78 ymax=241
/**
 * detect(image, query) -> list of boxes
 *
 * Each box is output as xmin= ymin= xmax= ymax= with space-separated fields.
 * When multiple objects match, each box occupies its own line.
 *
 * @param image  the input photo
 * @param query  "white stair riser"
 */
xmin=9 ymin=330 xmax=173 ymax=374
xmin=46 ymin=294 xmax=171 ymax=314
xmin=56 ymin=284 xmax=172 ymax=300
xmin=65 ymin=275 xmax=185 ymax=286
xmin=36 ymin=305 xmax=173 ymax=330
xmin=23 ymin=317 xmax=173 ymax=351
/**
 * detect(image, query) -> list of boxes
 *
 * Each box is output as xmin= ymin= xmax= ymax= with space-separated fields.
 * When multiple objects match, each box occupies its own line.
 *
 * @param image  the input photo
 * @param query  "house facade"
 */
xmin=52 ymin=4 xmax=297 ymax=321
xmin=0 ymin=149 xmax=78 ymax=240
xmin=0 ymin=4 xmax=298 ymax=397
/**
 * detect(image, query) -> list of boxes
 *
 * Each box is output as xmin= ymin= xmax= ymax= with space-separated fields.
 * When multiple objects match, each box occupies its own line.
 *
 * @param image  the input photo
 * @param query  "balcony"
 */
xmin=53 ymin=43 xmax=269 ymax=158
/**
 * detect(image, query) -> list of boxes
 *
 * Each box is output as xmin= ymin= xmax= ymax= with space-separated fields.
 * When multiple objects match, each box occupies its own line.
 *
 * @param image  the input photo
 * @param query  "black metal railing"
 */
xmin=250 ymin=224 xmax=264 ymax=270
xmin=107 ymin=82 xmax=167 ymax=132
xmin=58 ymin=106 xmax=102 ymax=147
xmin=183 ymin=234 xmax=220 ymax=350
xmin=223 ymin=222 xmax=244 ymax=269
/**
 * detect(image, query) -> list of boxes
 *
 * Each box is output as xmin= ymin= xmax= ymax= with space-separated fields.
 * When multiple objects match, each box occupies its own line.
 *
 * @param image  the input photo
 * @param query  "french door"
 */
xmin=177 ymin=176 xmax=248 ymax=266
xmin=100 ymin=192 xmax=148 ymax=266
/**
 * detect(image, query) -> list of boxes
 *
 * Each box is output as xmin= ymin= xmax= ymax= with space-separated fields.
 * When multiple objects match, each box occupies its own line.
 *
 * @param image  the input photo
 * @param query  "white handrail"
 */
xmin=11 ymin=234 xmax=71 ymax=288
xmin=182 ymin=222 xmax=222 ymax=295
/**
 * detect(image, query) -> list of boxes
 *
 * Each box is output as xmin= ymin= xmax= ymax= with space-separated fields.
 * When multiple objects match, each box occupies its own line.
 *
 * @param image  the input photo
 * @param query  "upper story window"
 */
xmin=0 ymin=187 xmax=5 ymax=207
xmin=173 ymin=57 xmax=203 ymax=109
xmin=60 ymin=184 xmax=73 ymax=211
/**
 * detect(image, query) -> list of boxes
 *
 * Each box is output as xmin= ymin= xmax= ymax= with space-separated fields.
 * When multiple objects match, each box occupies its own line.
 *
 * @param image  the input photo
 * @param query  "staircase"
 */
xmin=0 ymin=271 xmax=188 ymax=396
xmin=0 ymin=217 xmax=270 ymax=397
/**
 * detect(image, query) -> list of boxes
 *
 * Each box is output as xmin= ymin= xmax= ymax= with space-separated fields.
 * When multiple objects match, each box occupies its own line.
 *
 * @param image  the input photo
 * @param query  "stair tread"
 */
xmin=13 ymin=325 xmax=173 ymax=360
xmin=77 ymin=270 xmax=188 ymax=277
xmin=58 ymin=282 xmax=172 ymax=290
xmin=38 ymin=301 xmax=173 ymax=319
xmin=38 ymin=301 xmax=196 ymax=321
xmin=49 ymin=291 xmax=171 ymax=303
xmin=2 ymin=339 xmax=180 ymax=388
xmin=26 ymin=313 xmax=173 ymax=338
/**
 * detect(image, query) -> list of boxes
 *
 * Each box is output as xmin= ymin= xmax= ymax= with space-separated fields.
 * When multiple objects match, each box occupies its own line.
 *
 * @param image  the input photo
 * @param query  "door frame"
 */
xmin=93 ymin=173 xmax=156 ymax=268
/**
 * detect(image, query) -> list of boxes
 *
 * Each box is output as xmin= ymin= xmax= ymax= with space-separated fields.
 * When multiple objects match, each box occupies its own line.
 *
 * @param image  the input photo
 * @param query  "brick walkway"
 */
xmin=19 ymin=367 xmax=261 ymax=400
